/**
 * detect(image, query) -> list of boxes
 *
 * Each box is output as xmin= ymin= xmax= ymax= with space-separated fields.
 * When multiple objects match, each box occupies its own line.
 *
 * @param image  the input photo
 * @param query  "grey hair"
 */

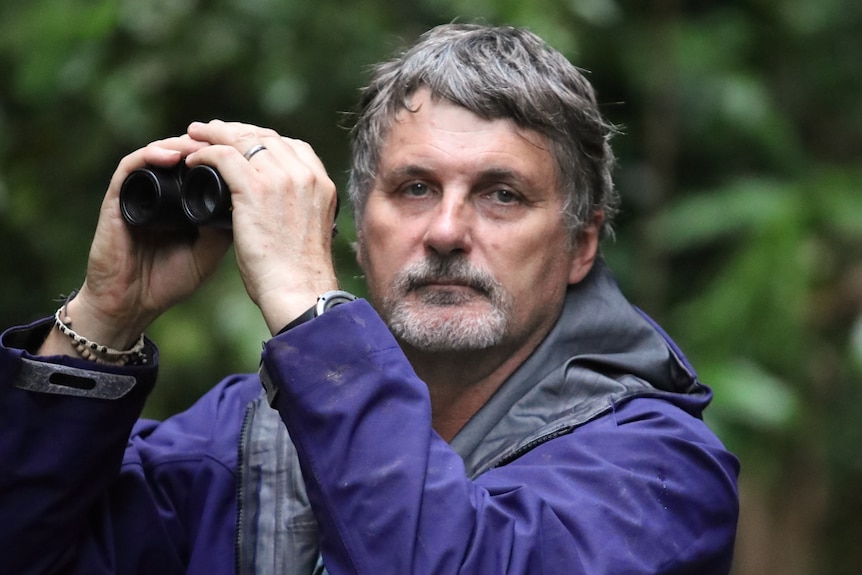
xmin=347 ymin=23 xmax=619 ymax=243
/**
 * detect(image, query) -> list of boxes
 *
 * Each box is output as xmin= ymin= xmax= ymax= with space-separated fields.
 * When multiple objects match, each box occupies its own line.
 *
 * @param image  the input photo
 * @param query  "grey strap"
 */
xmin=15 ymin=357 xmax=137 ymax=400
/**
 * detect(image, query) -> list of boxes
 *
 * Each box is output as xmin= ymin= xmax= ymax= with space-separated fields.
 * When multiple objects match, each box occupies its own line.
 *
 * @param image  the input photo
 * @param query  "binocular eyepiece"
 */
xmin=120 ymin=164 xmax=231 ymax=229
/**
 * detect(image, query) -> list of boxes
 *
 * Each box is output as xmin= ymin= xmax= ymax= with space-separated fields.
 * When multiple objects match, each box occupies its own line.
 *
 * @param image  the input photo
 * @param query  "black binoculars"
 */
xmin=119 ymin=164 xmax=231 ymax=229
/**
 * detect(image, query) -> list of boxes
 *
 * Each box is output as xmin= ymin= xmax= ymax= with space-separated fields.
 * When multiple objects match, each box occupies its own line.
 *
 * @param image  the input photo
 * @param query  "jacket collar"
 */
xmin=450 ymin=258 xmax=710 ymax=477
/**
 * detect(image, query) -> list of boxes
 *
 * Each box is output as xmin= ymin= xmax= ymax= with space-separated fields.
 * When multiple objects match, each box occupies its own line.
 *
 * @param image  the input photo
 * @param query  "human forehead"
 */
xmin=378 ymin=92 xmax=558 ymax=183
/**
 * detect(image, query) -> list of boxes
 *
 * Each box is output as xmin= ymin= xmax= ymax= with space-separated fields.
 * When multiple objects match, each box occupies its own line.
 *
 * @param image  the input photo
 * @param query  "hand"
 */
xmin=41 ymin=135 xmax=233 ymax=357
xmin=185 ymin=120 xmax=339 ymax=334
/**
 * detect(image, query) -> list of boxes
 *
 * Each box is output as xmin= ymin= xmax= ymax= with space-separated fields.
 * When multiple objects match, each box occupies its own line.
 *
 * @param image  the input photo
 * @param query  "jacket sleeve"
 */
xmin=261 ymin=300 xmax=739 ymax=575
xmin=0 ymin=319 xmax=250 ymax=575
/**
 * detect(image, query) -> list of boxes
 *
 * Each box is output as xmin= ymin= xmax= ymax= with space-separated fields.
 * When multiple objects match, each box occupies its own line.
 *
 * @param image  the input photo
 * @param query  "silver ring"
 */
xmin=243 ymin=144 xmax=267 ymax=161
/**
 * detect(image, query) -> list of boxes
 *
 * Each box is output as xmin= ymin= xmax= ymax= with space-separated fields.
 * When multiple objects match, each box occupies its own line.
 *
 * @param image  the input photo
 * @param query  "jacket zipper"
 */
xmin=234 ymin=403 xmax=254 ymax=575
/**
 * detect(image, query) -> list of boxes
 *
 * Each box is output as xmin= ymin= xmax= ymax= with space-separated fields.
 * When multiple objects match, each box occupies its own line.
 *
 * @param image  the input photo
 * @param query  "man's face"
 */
xmin=356 ymin=89 xmax=596 ymax=354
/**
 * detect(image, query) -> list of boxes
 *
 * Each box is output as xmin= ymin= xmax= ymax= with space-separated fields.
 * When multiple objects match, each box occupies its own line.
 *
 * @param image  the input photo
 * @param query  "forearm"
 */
xmin=262 ymin=302 xmax=447 ymax=574
xmin=261 ymin=303 xmax=538 ymax=573
xmin=261 ymin=303 xmax=738 ymax=575
xmin=0 ymin=320 xmax=157 ymax=574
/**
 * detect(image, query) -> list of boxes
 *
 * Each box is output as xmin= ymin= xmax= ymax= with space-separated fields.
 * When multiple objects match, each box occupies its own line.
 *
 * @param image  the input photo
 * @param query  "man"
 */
xmin=0 ymin=23 xmax=739 ymax=574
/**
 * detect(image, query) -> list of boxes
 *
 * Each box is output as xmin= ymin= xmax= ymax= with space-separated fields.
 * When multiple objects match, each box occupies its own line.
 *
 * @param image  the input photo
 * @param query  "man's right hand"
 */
xmin=39 ymin=135 xmax=233 ymax=358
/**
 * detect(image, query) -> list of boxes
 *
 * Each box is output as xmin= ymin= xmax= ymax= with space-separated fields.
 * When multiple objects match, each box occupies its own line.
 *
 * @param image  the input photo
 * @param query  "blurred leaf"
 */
xmin=657 ymin=177 xmax=797 ymax=251
xmin=705 ymin=358 xmax=801 ymax=431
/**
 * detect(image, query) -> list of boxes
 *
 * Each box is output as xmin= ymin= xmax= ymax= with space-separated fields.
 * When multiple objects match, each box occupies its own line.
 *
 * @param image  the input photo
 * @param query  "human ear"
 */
xmin=567 ymin=212 xmax=603 ymax=285
xmin=354 ymin=232 xmax=366 ymax=271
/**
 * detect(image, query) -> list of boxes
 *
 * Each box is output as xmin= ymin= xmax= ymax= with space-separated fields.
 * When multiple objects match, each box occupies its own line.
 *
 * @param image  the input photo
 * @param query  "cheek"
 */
xmin=502 ymin=239 xmax=573 ymax=301
xmin=361 ymin=203 xmax=427 ymax=266
xmin=357 ymin=221 xmax=407 ymax=293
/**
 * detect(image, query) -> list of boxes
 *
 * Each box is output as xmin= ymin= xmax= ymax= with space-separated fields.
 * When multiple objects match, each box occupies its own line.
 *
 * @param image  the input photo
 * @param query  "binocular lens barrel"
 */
xmin=119 ymin=165 xmax=231 ymax=229
xmin=119 ymin=168 xmax=184 ymax=228
xmin=181 ymin=166 xmax=231 ymax=227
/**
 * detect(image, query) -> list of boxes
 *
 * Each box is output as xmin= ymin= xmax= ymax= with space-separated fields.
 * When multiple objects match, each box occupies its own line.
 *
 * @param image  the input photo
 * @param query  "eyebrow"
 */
xmin=474 ymin=167 xmax=526 ymax=184
xmin=379 ymin=164 xmax=530 ymax=186
xmin=382 ymin=164 xmax=434 ymax=180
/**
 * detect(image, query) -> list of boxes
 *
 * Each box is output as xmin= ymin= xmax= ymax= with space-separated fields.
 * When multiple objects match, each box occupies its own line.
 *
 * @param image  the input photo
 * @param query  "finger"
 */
xmin=187 ymin=120 xmax=321 ymax=175
xmin=187 ymin=119 xmax=281 ymax=153
xmin=183 ymin=123 xmax=337 ymax=232
xmin=184 ymin=132 xmax=324 ymax=195
xmin=280 ymin=137 xmax=330 ymax=180
xmin=237 ymin=136 xmax=335 ymax=219
xmin=107 ymin=136 xmax=208 ymax=199
xmin=276 ymin=137 xmax=340 ymax=218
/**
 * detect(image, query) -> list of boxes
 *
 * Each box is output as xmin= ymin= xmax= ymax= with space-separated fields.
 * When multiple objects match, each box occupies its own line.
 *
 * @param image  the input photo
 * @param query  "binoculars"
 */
xmin=119 ymin=164 xmax=231 ymax=229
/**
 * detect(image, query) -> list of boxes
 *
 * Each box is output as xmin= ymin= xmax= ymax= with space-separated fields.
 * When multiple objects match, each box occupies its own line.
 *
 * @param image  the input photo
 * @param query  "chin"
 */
xmin=387 ymin=303 xmax=509 ymax=352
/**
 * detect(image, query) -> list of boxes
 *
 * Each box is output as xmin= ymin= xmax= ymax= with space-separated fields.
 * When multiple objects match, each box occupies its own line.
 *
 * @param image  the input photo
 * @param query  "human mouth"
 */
xmin=411 ymin=276 xmax=487 ymax=294
xmin=405 ymin=277 xmax=494 ymax=308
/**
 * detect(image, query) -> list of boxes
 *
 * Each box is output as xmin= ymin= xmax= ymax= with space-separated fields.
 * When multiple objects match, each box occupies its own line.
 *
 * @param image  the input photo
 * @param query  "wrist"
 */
xmin=276 ymin=290 xmax=358 ymax=335
xmin=70 ymin=288 xmax=154 ymax=350
xmin=41 ymin=291 xmax=149 ymax=365
xmin=256 ymin=279 xmax=339 ymax=336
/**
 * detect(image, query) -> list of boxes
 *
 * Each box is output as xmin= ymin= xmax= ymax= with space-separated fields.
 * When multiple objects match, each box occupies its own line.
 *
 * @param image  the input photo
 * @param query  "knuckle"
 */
xmin=259 ymin=127 xmax=280 ymax=139
xmin=236 ymin=129 xmax=258 ymax=143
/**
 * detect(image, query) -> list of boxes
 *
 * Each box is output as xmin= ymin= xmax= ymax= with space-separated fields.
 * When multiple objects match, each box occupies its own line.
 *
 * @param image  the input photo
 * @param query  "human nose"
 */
xmin=422 ymin=194 xmax=472 ymax=256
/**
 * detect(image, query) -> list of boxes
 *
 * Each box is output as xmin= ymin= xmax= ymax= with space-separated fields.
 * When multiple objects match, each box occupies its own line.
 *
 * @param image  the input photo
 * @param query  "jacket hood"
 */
xmin=450 ymin=258 xmax=711 ymax=477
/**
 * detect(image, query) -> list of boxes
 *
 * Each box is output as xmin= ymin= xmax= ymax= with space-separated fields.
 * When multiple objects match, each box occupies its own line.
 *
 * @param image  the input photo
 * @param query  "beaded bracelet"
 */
xmin=53 ymin=294 xmax=147 ymax=366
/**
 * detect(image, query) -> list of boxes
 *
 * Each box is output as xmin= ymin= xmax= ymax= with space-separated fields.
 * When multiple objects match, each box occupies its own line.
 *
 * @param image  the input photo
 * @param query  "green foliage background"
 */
xmin=1 ymin=1 xmax=860 ymax=573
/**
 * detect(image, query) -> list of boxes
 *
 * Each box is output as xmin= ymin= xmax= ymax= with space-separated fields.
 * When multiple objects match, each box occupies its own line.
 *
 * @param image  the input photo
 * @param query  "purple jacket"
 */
xmin=0 ymin=261 xmax=738 ymax=574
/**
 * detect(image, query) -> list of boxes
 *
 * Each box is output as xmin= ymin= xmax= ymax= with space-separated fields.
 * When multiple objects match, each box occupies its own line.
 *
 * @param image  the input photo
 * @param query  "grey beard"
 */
xmin=381 ymin=255 xmax=513 ymax=352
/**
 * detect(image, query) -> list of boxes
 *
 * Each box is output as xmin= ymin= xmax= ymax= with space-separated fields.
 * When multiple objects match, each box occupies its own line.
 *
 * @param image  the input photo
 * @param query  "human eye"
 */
xmin=486 ymin=187 xmax=522 ymax=205
xmin=401 ymin=182 xmax=432 ymax=198
xmin=475 ymin=183 xmax=533 ymax=221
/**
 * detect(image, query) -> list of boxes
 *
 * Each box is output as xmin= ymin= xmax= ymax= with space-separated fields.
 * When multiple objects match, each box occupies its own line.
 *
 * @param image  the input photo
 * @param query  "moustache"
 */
xmin=395 ymin=255 xmax=500 ymax=299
